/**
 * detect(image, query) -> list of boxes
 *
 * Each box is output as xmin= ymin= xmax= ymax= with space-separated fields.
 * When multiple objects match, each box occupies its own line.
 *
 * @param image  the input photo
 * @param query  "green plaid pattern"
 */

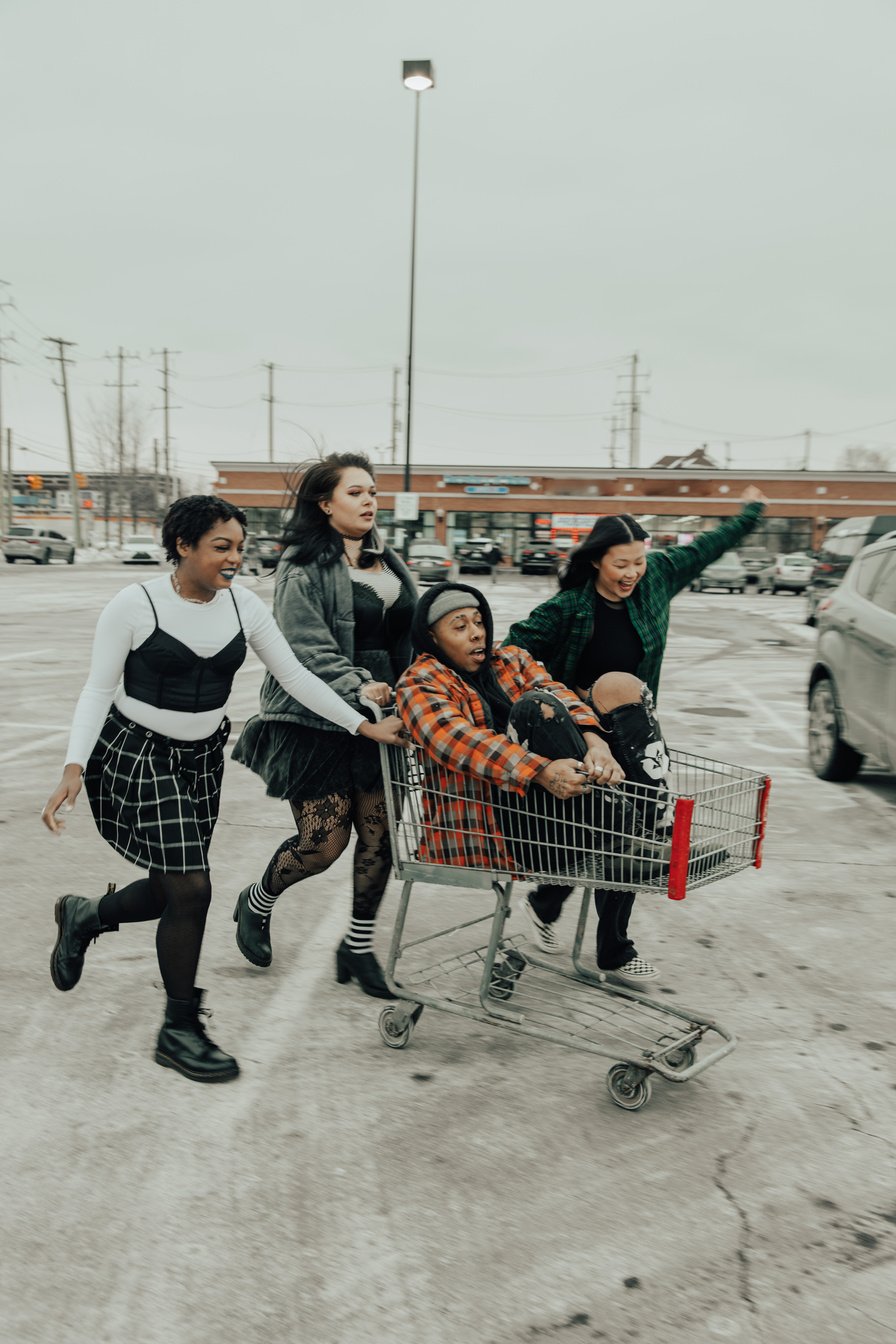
xmin=505 ymin=503 xmax=764 ymax=701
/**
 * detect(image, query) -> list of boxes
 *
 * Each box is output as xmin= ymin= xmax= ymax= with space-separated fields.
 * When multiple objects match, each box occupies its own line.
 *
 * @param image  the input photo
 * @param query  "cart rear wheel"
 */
xmin=606 ymin=1064 xmax=652 ymax=1111
xmin=378 ymin=1006 xmax=415 ymax=1049
xmin=664 ymin=1045 xmax=696 ymax=1072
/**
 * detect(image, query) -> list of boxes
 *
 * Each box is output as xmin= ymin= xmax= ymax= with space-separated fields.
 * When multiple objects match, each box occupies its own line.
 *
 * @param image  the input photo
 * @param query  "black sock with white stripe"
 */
xmin=344 ymin=918 xmax=375 ymax=954
xmin=247 ymin=881 xmax=277 ymax=917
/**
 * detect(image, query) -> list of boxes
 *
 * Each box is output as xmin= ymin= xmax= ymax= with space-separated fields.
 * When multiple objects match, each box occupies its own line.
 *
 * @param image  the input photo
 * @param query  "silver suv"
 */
xmin=2 ymin=525 xmax=76 ymax=565
xmin=808 ymin=532 xmax=896 ymax=780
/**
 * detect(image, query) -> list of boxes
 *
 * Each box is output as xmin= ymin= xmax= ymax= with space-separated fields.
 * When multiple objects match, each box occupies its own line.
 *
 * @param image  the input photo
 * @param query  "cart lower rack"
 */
xmin=376 ymin=739 xmax=770 ymax=1111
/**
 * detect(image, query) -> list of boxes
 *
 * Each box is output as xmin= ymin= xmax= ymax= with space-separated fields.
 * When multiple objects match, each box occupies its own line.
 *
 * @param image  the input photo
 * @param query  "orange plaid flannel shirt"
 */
xmin=395 ymin=646 xmax=599 ymax=871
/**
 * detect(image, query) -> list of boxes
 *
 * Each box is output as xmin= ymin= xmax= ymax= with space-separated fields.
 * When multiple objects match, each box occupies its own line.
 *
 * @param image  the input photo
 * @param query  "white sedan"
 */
xmin=121 ymin=534 xmax=165 ymax=564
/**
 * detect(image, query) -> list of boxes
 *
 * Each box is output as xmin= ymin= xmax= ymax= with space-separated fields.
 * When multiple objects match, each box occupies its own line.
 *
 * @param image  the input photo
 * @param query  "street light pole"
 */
xmin=401 ymin=60 xmax=435 ymax=546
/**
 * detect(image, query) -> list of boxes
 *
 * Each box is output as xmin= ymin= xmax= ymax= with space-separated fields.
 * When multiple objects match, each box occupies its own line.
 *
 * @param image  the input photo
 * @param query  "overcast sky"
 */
xmin=3 ymin=0 xmax=895 ymax=487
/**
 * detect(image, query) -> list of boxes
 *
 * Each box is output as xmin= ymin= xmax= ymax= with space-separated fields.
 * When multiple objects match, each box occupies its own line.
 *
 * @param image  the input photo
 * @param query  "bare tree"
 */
xmin=836 ymin=444 xmax=893 ymax=472
xmin=83 ymin=393 xmax=154 ymax=539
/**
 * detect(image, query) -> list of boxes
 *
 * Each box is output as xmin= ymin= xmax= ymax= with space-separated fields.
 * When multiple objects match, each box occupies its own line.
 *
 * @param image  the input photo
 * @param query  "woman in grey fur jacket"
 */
xmin=232 ymin=452 xmax=416 ymax=998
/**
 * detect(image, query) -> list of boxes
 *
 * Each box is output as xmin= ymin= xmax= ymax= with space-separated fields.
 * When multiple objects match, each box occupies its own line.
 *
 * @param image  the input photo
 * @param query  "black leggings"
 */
xmin=98 ymin=873 xmax=211 ymax=1001
xmin=260 ymin=784 xmax=393 ymax=923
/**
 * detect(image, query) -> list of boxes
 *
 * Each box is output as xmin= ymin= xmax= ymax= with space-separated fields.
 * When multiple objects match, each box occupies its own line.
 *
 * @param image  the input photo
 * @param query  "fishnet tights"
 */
xmin=262 ymin=786 xmax=393 ymax=921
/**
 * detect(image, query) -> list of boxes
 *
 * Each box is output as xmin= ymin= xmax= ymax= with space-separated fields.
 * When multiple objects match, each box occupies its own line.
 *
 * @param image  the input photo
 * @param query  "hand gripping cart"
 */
xmin=374 ymin=727 xmax=770 ymax=1112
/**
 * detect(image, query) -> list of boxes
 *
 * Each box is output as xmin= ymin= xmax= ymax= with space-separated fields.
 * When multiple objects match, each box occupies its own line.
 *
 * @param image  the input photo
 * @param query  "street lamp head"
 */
xmin=402 ymin=59 xmax=435 ymax=91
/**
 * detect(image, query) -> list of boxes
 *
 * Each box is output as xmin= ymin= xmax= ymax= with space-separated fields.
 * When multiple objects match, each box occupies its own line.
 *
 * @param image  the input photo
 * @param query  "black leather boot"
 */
xmin=233 ymin=886 xmax=272 ymax=967
xmin=154 ymin=989 xmax=240 ymax=1083
xmin=51 ymin=890 xmax=118 ymax=991
xmin=335 ymin=939 xmax=396 ymax=999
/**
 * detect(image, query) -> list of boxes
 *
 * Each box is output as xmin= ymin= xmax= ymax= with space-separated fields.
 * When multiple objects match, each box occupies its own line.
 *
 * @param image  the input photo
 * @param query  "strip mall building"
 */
xmin=211 ymin=461 xmax=896 ymax=559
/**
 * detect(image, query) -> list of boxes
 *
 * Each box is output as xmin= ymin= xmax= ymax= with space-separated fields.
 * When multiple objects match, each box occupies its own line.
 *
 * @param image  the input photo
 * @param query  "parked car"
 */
xmin=456 ymin=540 xmax=497 ymax=574
xmin=121 ymin=534 xmax=165 ymax=564
xmin=690 ymin=553 xmax=747 ymax=593
xmin=407 ymin=540 xmax=455 ymax=584
xmin=737 ymin=546 xmax=774 ymax=585
xmin=519 ymin=537 xmax=561 ymax=575
xmin=805 ymin=515 xmax=896 ymax=625
xmin=757 ymin=552 xmax=815 ymax=595
xmin=808 ymin=532 xmax=896 ymax=780
xmin=2 ymin=526 xmax=75 ymax=564
xmin=241 ymin=533 xmax=283 ymax=575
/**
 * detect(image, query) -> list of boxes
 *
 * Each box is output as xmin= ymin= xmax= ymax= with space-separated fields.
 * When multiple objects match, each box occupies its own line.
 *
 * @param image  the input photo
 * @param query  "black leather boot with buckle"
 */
xmin=51 ymin=889 xmax=118 ymax=991
xmin=154 ymin=989 xmax=240 ymax=1083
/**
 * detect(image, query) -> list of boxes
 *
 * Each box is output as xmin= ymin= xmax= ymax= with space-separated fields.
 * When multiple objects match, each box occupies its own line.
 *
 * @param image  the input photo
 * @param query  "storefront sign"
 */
xmin=552 ymin=513 xmax=602 ymax=529
xmin=464 ymin=485 xmax=509 ymax=495
xmin=394 ymin=492 xmax=420 ymax=521
xmin=445 ymin=475 xmax=530 ymax=486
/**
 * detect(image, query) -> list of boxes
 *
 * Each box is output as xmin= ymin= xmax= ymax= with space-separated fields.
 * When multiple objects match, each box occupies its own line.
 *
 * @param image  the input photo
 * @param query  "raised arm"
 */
xmin=646 ymin=487 xmax=767 ymax=595
xmin=503 ymin=590 xmax=570 ymax=660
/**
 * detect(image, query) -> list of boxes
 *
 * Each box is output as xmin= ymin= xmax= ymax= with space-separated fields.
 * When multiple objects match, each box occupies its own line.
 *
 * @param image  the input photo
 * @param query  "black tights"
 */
xmin=261 ymin=785 xmax=393 ymax=922
xmin=98 ymin=873 xmax=212 ymax=1001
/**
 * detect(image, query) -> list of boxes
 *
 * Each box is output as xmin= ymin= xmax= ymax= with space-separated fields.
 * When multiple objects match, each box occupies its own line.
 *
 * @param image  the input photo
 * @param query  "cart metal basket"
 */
xmin=375 ymin=735 xmax=770 ymax=1111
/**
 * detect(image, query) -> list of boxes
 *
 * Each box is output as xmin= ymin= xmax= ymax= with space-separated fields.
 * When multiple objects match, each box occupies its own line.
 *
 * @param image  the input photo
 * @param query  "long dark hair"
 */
xmin=280 ymin=452 xmax=383 ymax=569
xmin=558 ymin=513 xmax=650 ymax=591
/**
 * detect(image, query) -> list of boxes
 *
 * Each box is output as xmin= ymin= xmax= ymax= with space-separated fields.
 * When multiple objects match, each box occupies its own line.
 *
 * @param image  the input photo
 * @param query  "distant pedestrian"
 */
xmin=231 ymin=452 xmax=417 ymax=999
xmin=41 ymin=494 xmax=404 ymax=1084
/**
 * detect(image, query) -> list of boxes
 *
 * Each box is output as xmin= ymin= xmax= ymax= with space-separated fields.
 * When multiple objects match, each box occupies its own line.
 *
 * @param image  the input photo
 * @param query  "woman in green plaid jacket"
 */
xmin=504 ymin=486 xmax=766 ymax=985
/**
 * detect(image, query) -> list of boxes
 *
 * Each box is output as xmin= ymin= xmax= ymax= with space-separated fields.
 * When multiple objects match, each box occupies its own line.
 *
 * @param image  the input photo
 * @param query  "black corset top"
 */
xmin=123 ymin=586 xmax=247 ymax=713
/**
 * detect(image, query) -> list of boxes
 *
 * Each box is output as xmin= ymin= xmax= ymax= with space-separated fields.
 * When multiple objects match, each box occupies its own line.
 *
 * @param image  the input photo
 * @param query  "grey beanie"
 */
xmin=428 ymin=587 xmax=481 ymax=627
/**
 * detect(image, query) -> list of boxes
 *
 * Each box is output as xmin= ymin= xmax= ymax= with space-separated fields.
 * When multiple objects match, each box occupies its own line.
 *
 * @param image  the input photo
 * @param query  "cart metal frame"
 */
xmin=374 ymin=734 xmax=770 ymax=1110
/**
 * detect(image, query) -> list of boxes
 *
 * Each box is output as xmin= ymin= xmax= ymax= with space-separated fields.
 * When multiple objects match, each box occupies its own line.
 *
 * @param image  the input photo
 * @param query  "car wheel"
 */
xmin=38 ymin=549 xmax=51 ymax=565
xmin=5 ymin=556 xmax=15 ymax=564
xmin=66 ymin=550 xmax=75 ymax=564
xmin=808 ymin=678 xmax=863 ymax=782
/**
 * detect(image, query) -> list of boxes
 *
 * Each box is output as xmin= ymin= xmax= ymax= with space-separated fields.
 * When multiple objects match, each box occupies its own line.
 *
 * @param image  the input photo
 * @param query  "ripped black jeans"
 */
xmin=507 ymin=686 xmax=671 ymax=971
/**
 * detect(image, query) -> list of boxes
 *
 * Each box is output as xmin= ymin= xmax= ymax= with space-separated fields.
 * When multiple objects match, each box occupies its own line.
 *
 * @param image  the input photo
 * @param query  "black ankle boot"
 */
xmin=335 ymin=939 xmax=396 ymax=1000
xmin=51 ymin=891 xmax=118 ymax=992
xmin=154 ymin=989 xmax=240 ymax=1083
xmin=233 ymin=886 xmax=272 ymax=967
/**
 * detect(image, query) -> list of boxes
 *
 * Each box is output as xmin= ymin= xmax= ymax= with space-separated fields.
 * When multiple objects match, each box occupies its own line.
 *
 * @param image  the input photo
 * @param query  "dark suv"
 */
xmin=519 ymin=538 xmax=561 ymax=575
xmin=805 ymin=515 xmax=896 ymax=625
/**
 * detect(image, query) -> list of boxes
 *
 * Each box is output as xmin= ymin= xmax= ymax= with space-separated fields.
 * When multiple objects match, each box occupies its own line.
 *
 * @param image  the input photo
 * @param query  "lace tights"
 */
xmin=262 ymin=786 xmax=393 ymax=922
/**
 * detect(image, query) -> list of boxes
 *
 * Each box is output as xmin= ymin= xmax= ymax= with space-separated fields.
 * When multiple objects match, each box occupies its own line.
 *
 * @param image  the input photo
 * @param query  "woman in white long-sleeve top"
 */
xmin=40 ymin=495 xmax=404 ymax=1085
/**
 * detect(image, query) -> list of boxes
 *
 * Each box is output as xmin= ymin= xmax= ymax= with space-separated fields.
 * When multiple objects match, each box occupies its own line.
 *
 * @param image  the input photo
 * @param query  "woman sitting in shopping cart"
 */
xmin=395 ymin=583 xmax=675 ymax=983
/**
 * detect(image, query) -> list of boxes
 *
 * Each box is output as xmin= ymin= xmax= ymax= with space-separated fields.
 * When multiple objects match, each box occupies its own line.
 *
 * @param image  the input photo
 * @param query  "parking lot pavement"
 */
xmin=2 ymin=567 xmax=895 ymax=1344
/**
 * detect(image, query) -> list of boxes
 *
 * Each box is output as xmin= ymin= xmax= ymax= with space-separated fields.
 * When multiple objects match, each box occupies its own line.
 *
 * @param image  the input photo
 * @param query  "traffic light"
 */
xmin=26 ymin=474 xmax=43 ymax=491
xmin=75 ymin=472 xmax=88 ymax=488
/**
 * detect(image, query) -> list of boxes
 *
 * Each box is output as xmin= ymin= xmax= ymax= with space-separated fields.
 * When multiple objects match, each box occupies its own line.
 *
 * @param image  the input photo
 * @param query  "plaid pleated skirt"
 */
xmin=83 ymin=706 xmax=231 ymax=873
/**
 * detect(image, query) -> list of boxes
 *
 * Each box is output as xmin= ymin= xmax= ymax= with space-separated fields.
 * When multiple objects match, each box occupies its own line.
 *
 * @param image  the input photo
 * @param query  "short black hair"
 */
xmin=162 ymin=495 xmax=247 ymax=564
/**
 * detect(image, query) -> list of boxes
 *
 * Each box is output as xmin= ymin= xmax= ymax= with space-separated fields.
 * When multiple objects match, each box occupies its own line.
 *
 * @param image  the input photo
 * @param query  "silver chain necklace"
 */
xmin=171 ymin=571 xmax=213 ymax=605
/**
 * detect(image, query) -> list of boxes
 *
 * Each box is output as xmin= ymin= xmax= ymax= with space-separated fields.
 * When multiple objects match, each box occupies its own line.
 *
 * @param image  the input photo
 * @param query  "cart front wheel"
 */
xmin=607 ymin=1064 xmax=653 ymax=1111
xmin=378 ymin=1006 xmax=415 ymax=1049
xmin=664 ymin=1045 xmax=696 ymax=1072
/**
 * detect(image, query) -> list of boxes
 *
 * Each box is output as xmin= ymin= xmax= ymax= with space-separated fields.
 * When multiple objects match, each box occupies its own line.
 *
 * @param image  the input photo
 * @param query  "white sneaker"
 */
xmin=517 ymin=895 xmax=562 ymax=955
xmin=602 ymin=957 xmax=660 ymax=987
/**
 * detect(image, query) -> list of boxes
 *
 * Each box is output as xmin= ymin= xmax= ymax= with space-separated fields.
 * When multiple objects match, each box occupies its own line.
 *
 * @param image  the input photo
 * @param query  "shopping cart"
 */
xmin=375 ymin=730 xmax=771 ymax=1111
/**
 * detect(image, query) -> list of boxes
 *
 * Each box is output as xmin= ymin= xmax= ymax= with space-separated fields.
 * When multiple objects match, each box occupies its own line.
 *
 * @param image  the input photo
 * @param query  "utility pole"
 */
xmin=0 ymin=283 xmax=17 ymax=533
xmin=629 ymin=352 xmax=641 ymax=468
xmin=607 ymin=413 xmax=620 ymax=469
xmin=0 ymin=332 xmax=19 ymax=533
xmin=149 ymin=348 xmax=179 ymax=510
xmin=263 ymin=362 xmax=275 ymax=462
xmin=390 ymin=366 xmax=401 ymax=464
xmin=802 ymin=428 xmax=811 ymax=470
xmin=105 ymin=348 xmax=140 ymax=542
xmin=5 ymin=428 xmax=13 ymax=532
xmin=45 ymin=337 xmax=83 ymax=549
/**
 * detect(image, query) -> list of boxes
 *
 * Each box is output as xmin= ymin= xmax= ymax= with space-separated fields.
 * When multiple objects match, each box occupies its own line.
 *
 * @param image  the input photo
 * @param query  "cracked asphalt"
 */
xmin=1 ymin=564 xmax=894 ymax=1344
